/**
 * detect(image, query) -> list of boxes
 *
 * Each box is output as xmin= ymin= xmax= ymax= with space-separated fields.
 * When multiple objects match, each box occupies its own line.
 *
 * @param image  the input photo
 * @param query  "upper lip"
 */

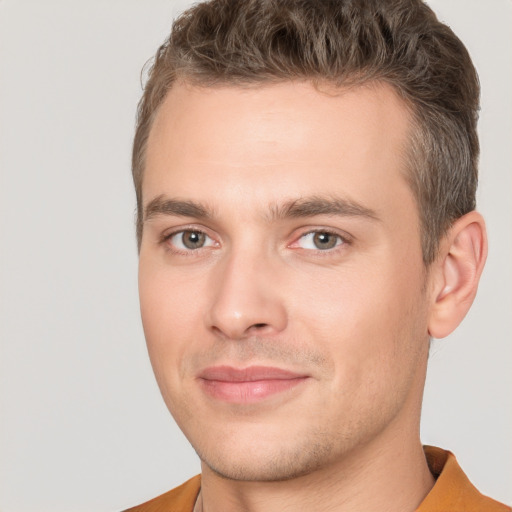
xmin=198 ymin=365 xmax=307 ymax=382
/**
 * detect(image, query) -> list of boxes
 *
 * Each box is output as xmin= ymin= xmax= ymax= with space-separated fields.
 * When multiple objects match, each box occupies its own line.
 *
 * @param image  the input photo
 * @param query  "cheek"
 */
xmin=138 ymin=257 xmax=208 ymax=375
xmin=289 ymin=256 xmax=427 ymax=381
xmin=138 ymin=260 xmax=214 ymax=427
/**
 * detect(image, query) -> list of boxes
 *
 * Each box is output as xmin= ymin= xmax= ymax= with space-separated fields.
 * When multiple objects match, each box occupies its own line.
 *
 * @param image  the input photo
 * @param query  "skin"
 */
xmin=138 ymin=81 xmax=487 ymax=512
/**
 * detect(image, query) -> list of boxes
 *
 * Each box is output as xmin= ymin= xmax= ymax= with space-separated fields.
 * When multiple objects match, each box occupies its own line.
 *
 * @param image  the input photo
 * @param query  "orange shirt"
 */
xmin=124 ymin=446 xmax=511 ymax=512
xmin=124 ymin=475 xmax=200 ymax=512
xmin=418 ymin=446 xmax=510 ymax=512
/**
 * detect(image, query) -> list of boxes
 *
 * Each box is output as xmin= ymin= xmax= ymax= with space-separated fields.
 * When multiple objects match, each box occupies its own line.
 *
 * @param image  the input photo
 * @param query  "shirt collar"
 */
xmin=417 ymin=445 xmax=509 ymax=512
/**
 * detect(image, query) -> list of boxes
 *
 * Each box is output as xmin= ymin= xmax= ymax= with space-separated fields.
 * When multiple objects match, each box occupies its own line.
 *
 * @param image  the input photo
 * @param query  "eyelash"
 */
xmin=160 ymin=227 xmax=217 ymax=256
xmin=293 ymin=229 xmax=351 ymax=252
xmin=159 ymin=227 xmax=352 ymax=256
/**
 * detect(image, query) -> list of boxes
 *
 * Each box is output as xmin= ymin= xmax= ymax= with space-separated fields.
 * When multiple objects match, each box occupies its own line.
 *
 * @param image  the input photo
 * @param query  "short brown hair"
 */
xmin=132 ymin=0 xmax=480 ymax=264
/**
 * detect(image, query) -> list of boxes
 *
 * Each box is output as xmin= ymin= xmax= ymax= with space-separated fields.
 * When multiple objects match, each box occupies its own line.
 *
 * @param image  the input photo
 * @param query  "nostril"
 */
xmin=253 ymin=323 xmax=267 ymax=329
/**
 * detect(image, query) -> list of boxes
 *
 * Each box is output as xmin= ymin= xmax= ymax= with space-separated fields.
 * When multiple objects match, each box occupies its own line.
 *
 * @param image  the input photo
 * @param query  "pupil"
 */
xmin=183 ymin=231 xmax=205 ymax=249
xmin=313 ymin=232 xmax=337 ymax=250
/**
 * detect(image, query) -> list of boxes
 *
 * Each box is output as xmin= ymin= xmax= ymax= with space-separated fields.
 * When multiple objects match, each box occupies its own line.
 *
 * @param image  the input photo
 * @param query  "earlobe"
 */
xmin=428 ymin=211 xmax=488 ymax=339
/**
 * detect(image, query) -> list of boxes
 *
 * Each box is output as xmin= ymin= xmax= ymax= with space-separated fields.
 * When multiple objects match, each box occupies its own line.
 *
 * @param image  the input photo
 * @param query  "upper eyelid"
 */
xmin=301 ymin=228 xmax=347 ymax=238
xmin=292 ymin=227 xmax=353 ymax=244
xmin=160 ymin=224 xmax=216 ymax=242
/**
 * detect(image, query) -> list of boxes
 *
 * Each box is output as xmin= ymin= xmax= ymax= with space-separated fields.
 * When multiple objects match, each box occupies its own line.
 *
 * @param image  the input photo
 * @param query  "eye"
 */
xmin=167 ymin=230 xmax=216 ymax=251
xmin=296 ymin=231 xmax=344 ymax=251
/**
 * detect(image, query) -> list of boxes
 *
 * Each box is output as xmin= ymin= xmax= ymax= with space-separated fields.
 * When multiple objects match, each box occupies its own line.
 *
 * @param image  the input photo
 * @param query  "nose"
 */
xmin=205 ymin=249 xmax=288 ymax=340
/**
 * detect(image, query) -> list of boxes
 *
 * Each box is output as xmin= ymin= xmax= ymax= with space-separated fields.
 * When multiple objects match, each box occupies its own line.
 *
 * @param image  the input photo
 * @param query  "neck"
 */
xmin=197 ymin=431 xmax=434 ymax=512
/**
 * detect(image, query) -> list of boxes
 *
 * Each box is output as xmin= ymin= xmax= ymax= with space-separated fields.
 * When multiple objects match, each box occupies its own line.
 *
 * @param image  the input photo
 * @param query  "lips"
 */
xmin=198 ymin=365 xmax=309 ymax=403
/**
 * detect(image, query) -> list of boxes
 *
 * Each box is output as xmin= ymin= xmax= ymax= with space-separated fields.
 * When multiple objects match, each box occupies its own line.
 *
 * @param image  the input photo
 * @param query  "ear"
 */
xmin=428 ymin=211 xmax=488 ymax=339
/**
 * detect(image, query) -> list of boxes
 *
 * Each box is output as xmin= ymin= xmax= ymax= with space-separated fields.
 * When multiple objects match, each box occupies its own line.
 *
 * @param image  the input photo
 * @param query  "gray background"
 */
xmin=0 ymin=1 xmax=510 ymax=511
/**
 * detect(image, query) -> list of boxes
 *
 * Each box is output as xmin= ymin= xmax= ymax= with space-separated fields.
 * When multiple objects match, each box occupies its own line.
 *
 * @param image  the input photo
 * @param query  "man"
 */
xmin=125 ymin=0 xmax=510 ymax=510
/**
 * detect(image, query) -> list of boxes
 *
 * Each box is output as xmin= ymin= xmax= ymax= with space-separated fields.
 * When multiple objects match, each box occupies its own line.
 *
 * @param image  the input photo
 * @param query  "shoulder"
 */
xmin=123 ymin=475 xmax=201 ymax=512
xmin=419 ymin=446 xmax=511 ymax=512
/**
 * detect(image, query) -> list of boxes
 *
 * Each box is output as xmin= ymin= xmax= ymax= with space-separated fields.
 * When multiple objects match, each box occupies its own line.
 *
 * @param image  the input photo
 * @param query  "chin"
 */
xmin=194 ymin=431 xmax=339 ymax=482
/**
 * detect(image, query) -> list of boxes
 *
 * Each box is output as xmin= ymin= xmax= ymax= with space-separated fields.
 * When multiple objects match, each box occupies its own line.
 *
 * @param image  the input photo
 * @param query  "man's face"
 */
xmin=139 ymin=81 xmax=431 ymax=480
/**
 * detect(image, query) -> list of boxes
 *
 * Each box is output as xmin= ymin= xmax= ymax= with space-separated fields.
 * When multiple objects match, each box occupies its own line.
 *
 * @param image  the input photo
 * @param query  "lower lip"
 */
xmin=199 ymin=377 xmax=308 ymax=403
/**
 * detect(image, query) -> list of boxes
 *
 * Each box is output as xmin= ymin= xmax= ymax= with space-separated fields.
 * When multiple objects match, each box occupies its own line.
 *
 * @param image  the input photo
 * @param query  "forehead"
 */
xmin=143 ymin=81 xmax=414 ymax=218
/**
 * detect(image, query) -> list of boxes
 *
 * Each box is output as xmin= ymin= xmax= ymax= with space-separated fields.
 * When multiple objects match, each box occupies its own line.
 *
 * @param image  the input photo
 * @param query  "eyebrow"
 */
xmin=143 ymin=194 xmax=379 ymax=223
xmin=268 ymin=196 xmax=379 ymax=222
xmin=144 ymin=195 xmax=214 ymax=222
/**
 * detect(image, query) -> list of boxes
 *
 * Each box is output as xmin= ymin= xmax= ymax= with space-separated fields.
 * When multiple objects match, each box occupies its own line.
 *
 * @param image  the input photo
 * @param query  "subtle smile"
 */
xmin=198 ymin=366 xmax=309 ymax=403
